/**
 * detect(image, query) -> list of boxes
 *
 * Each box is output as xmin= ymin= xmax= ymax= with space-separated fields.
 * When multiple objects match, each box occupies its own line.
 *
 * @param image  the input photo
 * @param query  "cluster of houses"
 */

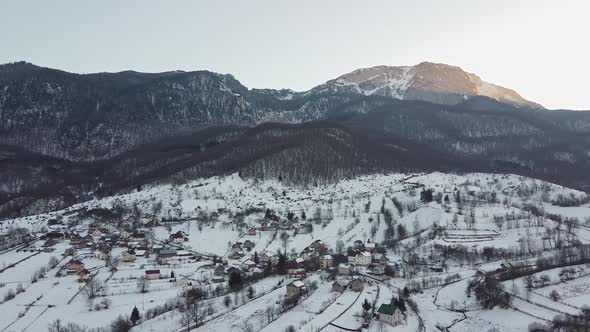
xmin=228 ymin=240 xmax=256 ymax=259
xmin=344 ymin=240 xmax=397 ymax=277
xmin=39 ymin=223 xmax=199 ymax=285
xmin=42 ymin=225 xmax=196 ymax=265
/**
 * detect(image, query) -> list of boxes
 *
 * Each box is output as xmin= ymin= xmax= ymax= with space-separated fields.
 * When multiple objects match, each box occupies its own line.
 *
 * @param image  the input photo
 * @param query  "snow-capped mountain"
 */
xmin=320 ymin=62 xmax=543 ymax=108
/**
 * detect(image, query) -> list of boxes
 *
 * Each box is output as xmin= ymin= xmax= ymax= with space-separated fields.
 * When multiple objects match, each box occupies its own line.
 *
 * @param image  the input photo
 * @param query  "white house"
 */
xmin=350 ymin=251 xmax=372 ymax=266
xmin=241 ymin=258 xmax=257 ymax=272
xmin=377 ymin=300 xmax=405 ymax=326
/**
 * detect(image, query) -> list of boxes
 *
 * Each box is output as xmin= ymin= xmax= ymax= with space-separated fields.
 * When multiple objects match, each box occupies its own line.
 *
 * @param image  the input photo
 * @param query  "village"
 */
xmin=35 ymin=217 xmax=409 ymax=330
xmin=1 ymin=172 xmax=590 ymax=332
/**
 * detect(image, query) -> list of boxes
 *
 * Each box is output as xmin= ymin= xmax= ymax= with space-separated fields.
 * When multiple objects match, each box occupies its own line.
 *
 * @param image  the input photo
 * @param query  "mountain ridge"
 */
xmin=2 ymin=60 xmax=590 ymax=219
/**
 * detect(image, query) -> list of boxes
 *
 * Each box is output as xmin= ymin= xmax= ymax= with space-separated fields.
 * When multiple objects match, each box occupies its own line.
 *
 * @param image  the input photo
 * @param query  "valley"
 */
xmin=1 ymin=172 xmax=589 ymax=331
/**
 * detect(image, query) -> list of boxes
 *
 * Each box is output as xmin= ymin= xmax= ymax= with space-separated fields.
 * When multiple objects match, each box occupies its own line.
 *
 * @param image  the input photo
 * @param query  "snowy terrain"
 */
xmin=1 ymin=171 xmax=589 ymax=332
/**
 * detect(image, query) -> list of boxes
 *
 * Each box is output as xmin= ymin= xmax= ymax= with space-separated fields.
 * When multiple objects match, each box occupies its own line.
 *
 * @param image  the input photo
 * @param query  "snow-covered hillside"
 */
xmin=1 ymin=171 xmax=589 ymax=332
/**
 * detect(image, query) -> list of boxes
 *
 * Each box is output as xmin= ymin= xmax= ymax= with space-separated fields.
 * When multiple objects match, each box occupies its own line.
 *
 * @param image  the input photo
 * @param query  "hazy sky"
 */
xmin=1 ymin=0 xmax=589 ymax=109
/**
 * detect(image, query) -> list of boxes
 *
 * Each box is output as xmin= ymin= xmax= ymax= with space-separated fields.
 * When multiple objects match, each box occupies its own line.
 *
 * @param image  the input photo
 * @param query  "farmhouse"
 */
xmin=122 ymin=249 xmax=136 ymax=262
xmin=320 ymin=255 xmax=333 ymax=270
xmin=287 ymin=261 xmax=305 ymax=275
xmin=66 ymin=259 xmax=84 ymax=275
xmin=349 ymin=251 xmax=372 ymax=266
xmin=368 ymin=264 xmax=384 ymax=275
xmin=241 ymin=258 xmax=257 ymax=271
xmin=353 ymin=240 xmax=364 ymax=249
xmin=214 ymin=264 xmax=226 ymax=276
xmin=77 ymin=268 xmax=90 ymax=280
xmin=338 ymin=263 xmax=353 ymax=276
xmin=365 ymin=242 xmax=376 ymax=252
xmin=332 ymin=279 xmax=349 ymax=292
xmin=310 ymin=240 xmax=324 ymax=250
xmin=169 ymin=231 xmax=187 ymax=243
xmin=158 ymin=249 xmax=177 ymax=259
xmin=286 ymin=280 xmax=306 ymax=299
xmin=145 ymin=269 xmax=161 ymax=280
xmin=377 ymin=300 xmax=405 ymax=327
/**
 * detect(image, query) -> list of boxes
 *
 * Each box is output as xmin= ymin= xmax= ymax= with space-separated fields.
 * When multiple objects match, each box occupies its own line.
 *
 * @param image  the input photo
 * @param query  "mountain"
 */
xmin=318 ymin=62 xmax=543 ymax=109
xmin=0 ymin=61 xmax=543 ymax=160
xmin=1 ymin=61 xmax=590 ymax=219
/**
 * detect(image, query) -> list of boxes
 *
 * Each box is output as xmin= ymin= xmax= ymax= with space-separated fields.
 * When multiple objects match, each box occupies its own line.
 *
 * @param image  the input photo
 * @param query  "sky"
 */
xmin=1 ymin=0 xmax=589 ymax=110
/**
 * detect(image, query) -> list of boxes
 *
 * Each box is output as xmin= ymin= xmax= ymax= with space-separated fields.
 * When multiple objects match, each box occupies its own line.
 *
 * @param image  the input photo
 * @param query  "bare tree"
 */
xmin=137 ymin=275 xmax=149 ymax=293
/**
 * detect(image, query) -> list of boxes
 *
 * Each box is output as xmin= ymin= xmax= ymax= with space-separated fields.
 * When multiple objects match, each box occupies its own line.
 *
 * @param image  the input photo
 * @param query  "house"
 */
xmin=241 ymin=259 xmax=257 ymax=271
xmin=350 ymin=277 xmax=364 ymax=292
xmin=232 ymin=242 xmax=243 ymax=250
xmin=214 ymin=264 xmax=226 ymax=276
xmin=243 ymin=240 xmax=256 ymax=251
xmin=145 ymin=270 xmax=161 ymax=280
xmin=350 ymin=251 xmax=372 ymax=266
xmin=177 ymin=250 xmax=191 ymax=257
xmin=169 ymin=231 xmax=187 ymax=243
xmin=368 ymin=264 xmax=384 ymax=275
xmin=259 ymin=252 xmax=271 ymax=267
xmin=287 ymin=261 xmax=304 ymax=275
xmin=152 ymin=245 xmax=163 ymax=254
xmin=499 ymin=261 xmax=514 ymax=271
xmin=158 ymin=249 xmax=177 ymax=259
xmin=338 ymin=263 xmax=353 ymax=276
xmin=429 ymin=266 xmax=444 ymax=273
xmin=320 ymin=255 xmax=333 ymax=270
xmin=365 ymin=242 xmax=376 ymax=252
xmin=66 ymin=259 xmax=85 ymax=274
xmin=377 ymin=299 xmax=405 ymax=327
xmin=332 ymin=279 xmax=350 ymax=292
xmin=135 ymin=249 xmax=147 ymax=258
xmin=228 ymin=249 xmax=244 ymax=259
xmin=378 ymin=254 xmax=389 ymax=266
xmin=131 ymin=232 xmax=146 ymax=241
xmin=43 ymin=239 xmax=58 ymax=248
xmin=176 ymin=276 xmax=193 ymax=287
xmin=247 ymin=228 xmax=257 ymax=236
xmin=310 ymin=240 xmax=324 ymax=250
xmin=77 ymin=268 xmax=91 ymax=280
xmin=122 ymin=249 xmax=136 ymax=262
xmin=45 ymin=231 xmax=65 ymax=240
xmin=95 ymin=250 xmax=109 ymax=260
xmin=211 ymin=276 xmax=225 ymax=283
xmin=353 ymin=240 xmax=364 ymax=250
xmin=297 ymin=223 xmax=311 ymax=234
xmin=301 ymin=247 xmax=315 ymax=261
xmin=225 ymin=266 xmax=241 ymax=276
xmin=286 ymin=280 xmax=306 ymax=299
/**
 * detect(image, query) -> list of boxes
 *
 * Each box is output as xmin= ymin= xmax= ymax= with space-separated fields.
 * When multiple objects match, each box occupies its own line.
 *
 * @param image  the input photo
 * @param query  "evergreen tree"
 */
xmin=170 ymin=270 xmax=175 ymax=279
xmin=229 ymin=271 xmax=242 ymax=291
xmin=362 ymin=298 xmax=372 ymax=311
xmin=130 ymin=306 xmax=140 ymax=326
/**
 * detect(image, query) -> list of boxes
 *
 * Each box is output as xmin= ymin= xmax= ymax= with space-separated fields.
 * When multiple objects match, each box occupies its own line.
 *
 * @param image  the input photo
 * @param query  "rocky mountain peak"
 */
xmin=330 ymin=62 xmax=542 ymax=109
